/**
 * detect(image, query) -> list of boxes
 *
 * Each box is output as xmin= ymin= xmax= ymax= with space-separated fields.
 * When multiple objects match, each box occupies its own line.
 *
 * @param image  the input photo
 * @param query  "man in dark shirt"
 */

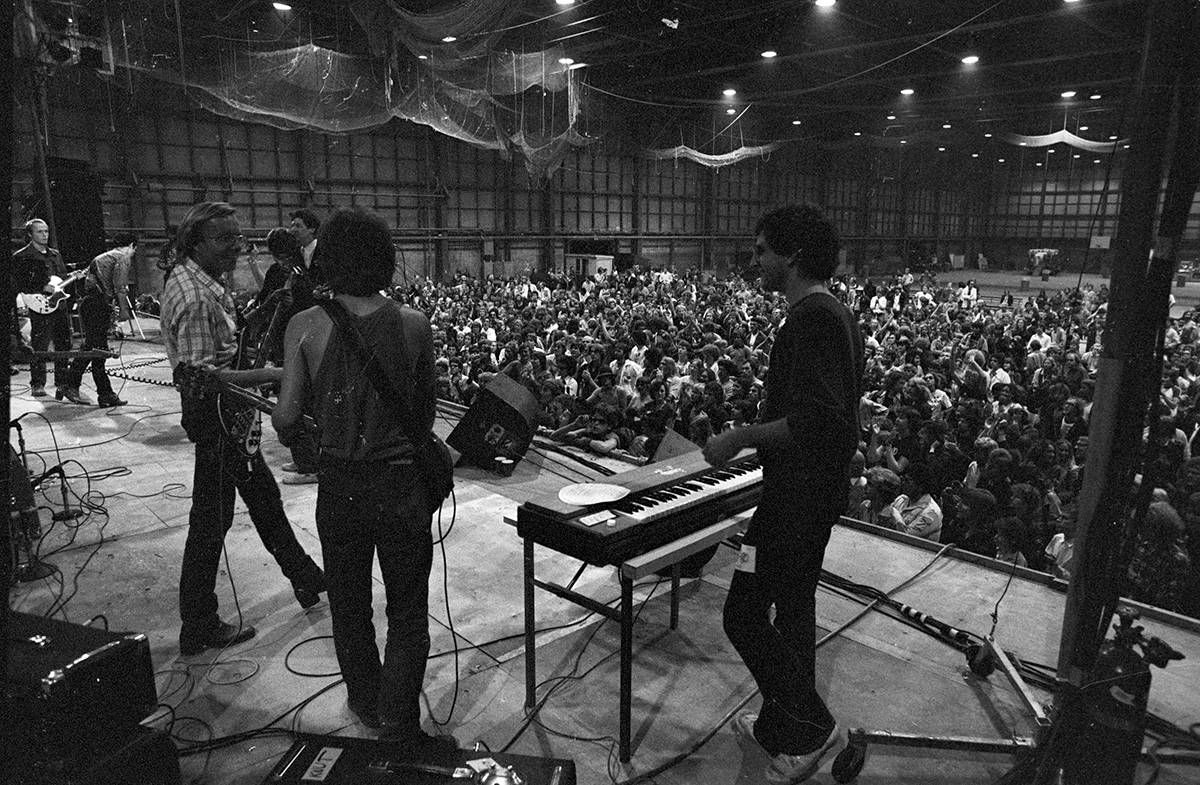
xmin=703 ymin=204 xmax=863 ymax=783
xmin=12 ymin=218 xmax=79 ymax=400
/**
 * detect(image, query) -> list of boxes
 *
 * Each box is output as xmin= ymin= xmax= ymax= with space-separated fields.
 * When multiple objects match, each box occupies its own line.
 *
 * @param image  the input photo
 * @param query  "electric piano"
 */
xmin=516 ymin=449 xmax=762 ymax=566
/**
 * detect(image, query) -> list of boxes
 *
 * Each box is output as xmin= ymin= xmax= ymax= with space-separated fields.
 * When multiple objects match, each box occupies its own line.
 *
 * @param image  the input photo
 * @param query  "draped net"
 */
xmin=110 ymin=0 xmax=591 ymax=178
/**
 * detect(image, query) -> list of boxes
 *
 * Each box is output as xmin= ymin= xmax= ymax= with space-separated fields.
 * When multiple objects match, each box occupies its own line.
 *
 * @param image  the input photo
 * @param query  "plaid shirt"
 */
xmin=161 ymin=258 xmax=238 ymax=370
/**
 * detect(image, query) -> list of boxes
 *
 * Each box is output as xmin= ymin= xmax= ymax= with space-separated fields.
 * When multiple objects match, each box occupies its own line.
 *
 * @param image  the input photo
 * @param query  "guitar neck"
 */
xmin=216 ymin=378 xmax=318 ymax=432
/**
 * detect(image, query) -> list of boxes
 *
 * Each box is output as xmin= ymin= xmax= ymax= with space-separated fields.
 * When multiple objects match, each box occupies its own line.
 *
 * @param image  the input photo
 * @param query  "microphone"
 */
xmin=34 ymin=464 xmax=84 ymax=521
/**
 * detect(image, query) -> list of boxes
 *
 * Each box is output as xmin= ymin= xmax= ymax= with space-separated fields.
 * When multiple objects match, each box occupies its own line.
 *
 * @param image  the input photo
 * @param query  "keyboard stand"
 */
xmin=512 ymin=510 xmax=753 ymax=762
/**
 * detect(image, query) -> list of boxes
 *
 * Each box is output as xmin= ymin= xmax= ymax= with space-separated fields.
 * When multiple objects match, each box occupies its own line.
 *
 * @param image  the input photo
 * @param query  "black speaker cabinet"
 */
xmin=46 ymin=157 xmax=106 ymax=268
xmin=447 ymin=374 xmax=540 ymax=476
xmin=264 ymin=733 xmax=575 ymax=785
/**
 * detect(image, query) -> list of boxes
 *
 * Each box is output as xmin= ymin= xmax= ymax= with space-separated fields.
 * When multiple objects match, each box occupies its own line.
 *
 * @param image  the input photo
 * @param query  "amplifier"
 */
xmin=263 ymin=734 xmax=576 ymax=785
xmin=5 ymin=611 xmax=158 ymax=771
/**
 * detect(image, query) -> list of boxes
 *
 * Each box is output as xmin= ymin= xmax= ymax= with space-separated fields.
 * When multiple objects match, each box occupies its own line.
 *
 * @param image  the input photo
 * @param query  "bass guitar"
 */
xmin=18 ymin=269 xmax=90 ymax=314
xmin=175 ymin=366 xmax=318 ymax=459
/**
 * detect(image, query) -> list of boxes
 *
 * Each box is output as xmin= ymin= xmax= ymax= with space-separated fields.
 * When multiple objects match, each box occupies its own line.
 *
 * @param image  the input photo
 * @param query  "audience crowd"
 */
xmin=383 ymin=265 xmax=1199 ymax=617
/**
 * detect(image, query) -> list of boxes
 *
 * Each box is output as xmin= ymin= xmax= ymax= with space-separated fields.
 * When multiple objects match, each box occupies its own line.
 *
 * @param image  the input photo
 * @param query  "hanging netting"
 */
xmin=107 ymin=0 xmax=592 ymax=178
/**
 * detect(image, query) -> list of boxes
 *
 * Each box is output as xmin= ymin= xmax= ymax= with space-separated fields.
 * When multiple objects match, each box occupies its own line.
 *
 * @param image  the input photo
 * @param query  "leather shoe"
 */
xmin=179 ymin=620 xmax=256 ymax=655
xmin=31 ymin=384 xmax=47 ymax=397
xmin=56 ymin=386 xmax=93 ymax=405
xmin=349 ymin=699 xmax=382 ymax=729
xmin=292 ymin=565 xmax=327 ymax=610
xmin=97 ymin=393 xmax=128 ymax=407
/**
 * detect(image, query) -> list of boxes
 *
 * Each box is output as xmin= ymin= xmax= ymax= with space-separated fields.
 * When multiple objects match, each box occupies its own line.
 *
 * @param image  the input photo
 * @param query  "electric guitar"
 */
xmin=175 ymin=366 xmax=318 ymax=458
xmin=18 ymin=269 xmax=90 ymax=314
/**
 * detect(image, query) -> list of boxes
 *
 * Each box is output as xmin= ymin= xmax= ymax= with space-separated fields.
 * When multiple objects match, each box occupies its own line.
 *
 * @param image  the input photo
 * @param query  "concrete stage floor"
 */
xmin=8 ymin=293 xmax=1200 ymax=784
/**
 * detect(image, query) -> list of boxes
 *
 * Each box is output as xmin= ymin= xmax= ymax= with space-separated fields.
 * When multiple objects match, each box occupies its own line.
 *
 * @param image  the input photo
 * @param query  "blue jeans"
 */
xmin=180 ymin=431 xmax=317 ymax=629
xmin=723 ymin=510 xmax=837 ymax=756
xmin=316 ymin=460 xmax=432 ymax=732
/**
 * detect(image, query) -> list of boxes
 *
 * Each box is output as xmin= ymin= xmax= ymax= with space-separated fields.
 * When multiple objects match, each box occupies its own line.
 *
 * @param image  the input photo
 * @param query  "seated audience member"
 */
xmin=878 ymin=462 xmax=943 ymax=541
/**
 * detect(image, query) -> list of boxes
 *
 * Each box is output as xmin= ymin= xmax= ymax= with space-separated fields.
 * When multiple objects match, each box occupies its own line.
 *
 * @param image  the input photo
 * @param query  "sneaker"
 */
xmin=179 ymin=620 xmax=256 ymax=656
xmin=733 ymin=711 xmax=766 ymax=753
xmin=282 ymin=472 xmax=318 ymax=485
xmin=765 ymin=723 xmax=847 ymax=784
xmin=31 ymin=385 xmax=47 ymax=397
xmin=281 ymin=462 xmax=300 ymax=473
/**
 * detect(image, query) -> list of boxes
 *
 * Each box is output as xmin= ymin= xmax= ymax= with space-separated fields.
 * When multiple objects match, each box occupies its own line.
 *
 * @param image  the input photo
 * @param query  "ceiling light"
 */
xmin=971 ymin=153 xmax=979 ymax=158
xmin=418 ymin=54 xmax=428 ymax=60
xmin=816 ymin=0 xmax=836 ymax=7
xmin=1109 ymin=135 xmax=1118 ymax=140
xmin=886 ymin=114 xmax=896 ymax=120
xmin=942 ymin=123 xmax=951 ymax=129
xmin=1061 ymin=90 xmax=1076 ymax=98
xmin=984 ymin=132 xmax=993 ymax=138
xmin=272 ymin=2 xmax=292 ymax=10
xmin=1090 ymin=94 xmax=1102 ymax=100
xmin=558 ymin=57 xmax=574 ymax=65
xmin=938 ymin=146 xmax=946 ymax=151
xmin=726 ymin=108 xmax=736 ymax=115
xmin=900 ymin=88 xmax=914 ymax=96
xmin=1064 ymin=0 xmax=1081 ymax=4
xmin=1094 ymin=159 xmax=1102 ymax=163
xmin=1123 ymin=144 xmax=1130 ymax=149
xmin=1019 ymin=142 xmax=1027 ymax=146
xmin=761 ymin=50 xmax=777 ymax=59
xmin=791 ymin=120 xmax=802 ymax=125
xmin=998 ymin=158 xmax=1005 ymax=162
xmin=961 ymin=54 xmax=979 ymax=65
xmin=1073 ymin=154 xmax=1081 ymax=158
xmin=1036 ymin=162 xmax=1043 ymax=166
xmin=567 ymin=62 xmax=586 ymax=69
xmin=723 ymin=88 xmax=737 ymax=97
xmin=555 ymin=0 xmax=576 ymax=5
xmin=1079 ymin=125 xmax=1088 ymax=131
xmin=853 ymin=131 xmax=861 ymax=136
xmin=442 ymin=36 xmax=457 ymax=42
xmin=900 ymin=140 xmax=907 ymax=144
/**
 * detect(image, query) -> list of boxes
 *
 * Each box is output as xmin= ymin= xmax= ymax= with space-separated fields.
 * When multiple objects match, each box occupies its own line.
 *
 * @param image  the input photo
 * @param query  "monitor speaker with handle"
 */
xmin=447 ymin=374 xmax=540 ymax=477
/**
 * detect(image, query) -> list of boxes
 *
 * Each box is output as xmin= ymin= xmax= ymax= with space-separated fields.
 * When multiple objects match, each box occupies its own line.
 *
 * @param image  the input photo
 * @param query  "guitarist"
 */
xmin=12 ymin=218 xmax=80 ymax=401
xmin=160 ymin=201 xmax=326 ymax=656
xmin=272 ymin=209 xmax=456 ymax=754
xmin=64 ymin=233 xmax=137 ymax=408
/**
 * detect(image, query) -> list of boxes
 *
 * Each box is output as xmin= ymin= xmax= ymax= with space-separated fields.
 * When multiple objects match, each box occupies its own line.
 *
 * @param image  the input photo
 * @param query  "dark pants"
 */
xmin=179 ymin=432 xmax=317 ymax=630
xmin=316 ymin=460 xmax=432 ymax=733
xmin=723 ymin=511 xmax=837 ymax=756
xmin=28 ymin=308 xmax=72 ymax=388
xmin=67 ymin=292 xmax=114 ymax=395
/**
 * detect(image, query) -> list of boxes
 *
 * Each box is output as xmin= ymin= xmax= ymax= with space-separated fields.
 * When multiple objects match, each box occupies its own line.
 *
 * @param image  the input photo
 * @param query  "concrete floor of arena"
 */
xmin=8 ymin=270 xmax=1200 ymax=785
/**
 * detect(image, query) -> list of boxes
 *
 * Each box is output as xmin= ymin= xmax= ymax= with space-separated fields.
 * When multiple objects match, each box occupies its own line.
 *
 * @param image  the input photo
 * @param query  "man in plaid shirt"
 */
xmin=161 ymin=201 xmax=326 ymax=656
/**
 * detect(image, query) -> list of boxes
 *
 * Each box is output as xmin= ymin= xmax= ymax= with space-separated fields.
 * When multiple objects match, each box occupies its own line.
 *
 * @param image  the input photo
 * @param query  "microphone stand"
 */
xmin=8 ymin=424 xmax=56 ymax=583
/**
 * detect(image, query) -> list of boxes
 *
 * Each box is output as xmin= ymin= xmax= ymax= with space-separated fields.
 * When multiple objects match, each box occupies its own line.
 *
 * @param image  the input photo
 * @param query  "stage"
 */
xmin=8 ymin=336 xmax=1200 ymax=784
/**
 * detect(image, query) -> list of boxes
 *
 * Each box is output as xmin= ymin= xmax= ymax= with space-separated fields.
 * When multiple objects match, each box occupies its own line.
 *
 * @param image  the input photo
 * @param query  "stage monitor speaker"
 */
xmin=447 ymin=373 xmax=539 ymax=476
xmin=263 ymin=733 xmax=576 ymax=785
xmin=6 ymin=611 xmax=157 ymax=739
xmin=46 ymin=157 xmax=106 ymax=268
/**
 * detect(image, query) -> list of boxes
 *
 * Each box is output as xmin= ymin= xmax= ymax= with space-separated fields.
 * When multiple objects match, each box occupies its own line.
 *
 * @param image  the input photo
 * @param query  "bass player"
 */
xmin=160 ymin=201 xmax=326 ymax=656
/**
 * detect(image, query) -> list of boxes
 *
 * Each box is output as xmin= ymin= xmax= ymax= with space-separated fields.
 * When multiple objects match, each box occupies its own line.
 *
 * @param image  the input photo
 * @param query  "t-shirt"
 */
xmin=753 ymin=292 xmax=863 ymax=539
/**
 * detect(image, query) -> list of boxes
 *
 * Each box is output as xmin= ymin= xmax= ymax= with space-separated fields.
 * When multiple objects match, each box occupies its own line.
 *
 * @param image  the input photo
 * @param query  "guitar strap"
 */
xmin=317 ymin=299 xmax=424 ymax=445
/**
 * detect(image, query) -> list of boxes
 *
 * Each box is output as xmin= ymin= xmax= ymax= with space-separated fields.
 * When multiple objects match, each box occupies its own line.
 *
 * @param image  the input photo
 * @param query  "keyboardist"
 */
xmin=701 ymin=204 xmax=864 ymax=784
